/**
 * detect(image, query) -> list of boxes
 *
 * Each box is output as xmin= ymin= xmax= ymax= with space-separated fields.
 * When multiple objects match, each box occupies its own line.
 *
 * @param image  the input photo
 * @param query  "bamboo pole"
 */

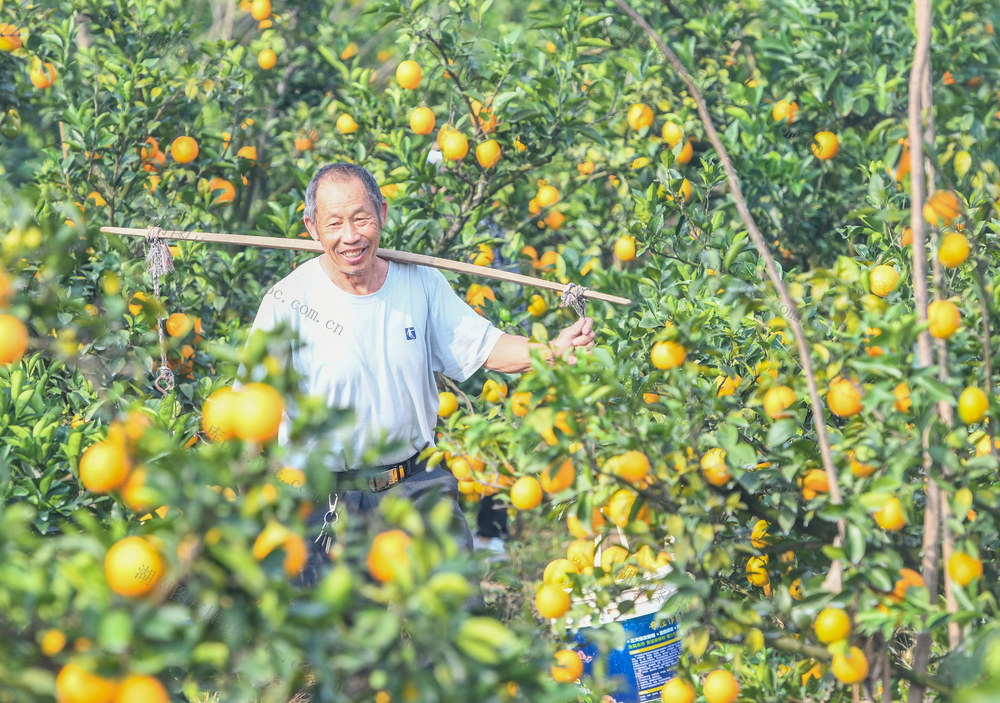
xmin=100 ymin=226 xmax=632 ymax=306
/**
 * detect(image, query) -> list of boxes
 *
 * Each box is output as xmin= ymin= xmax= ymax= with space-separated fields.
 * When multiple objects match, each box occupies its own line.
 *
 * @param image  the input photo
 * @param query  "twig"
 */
xmin=611 ymin=0 xmax=847 ymax=592
xmin=906 ymin=0 xmax=940 ymax=699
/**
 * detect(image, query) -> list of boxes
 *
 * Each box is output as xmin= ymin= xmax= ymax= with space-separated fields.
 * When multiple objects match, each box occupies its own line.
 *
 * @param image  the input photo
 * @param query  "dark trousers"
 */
xmin=476 ymin=494 xmax=508 ymax=539
xmin=293 ymin=466 xmax=475 ymax=588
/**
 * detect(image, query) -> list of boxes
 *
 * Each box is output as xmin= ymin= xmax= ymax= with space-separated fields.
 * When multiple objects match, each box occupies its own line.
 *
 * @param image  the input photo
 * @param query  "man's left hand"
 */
xmin=551 ymin=316 xmax=596 ymax=364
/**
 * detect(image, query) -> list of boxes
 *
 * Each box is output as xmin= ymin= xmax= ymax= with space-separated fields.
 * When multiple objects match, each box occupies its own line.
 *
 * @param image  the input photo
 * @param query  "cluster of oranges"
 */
xmin=2 ymin=24 xmax=61 ymax=90
xmin=398 ymin=61 xmax=502 ymax=168
xmin=199 ymin=382 xmax=285 ymax=444
xmin=55 ymin=664 xmax=169 ymax=703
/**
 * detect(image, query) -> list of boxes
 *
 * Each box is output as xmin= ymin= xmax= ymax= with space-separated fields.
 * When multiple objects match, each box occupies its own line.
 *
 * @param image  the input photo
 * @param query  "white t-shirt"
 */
xmin=241 ymin=256 xmax=503 ymax=471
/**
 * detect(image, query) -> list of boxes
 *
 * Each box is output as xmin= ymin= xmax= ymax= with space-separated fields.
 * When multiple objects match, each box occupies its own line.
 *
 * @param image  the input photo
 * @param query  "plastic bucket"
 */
xmin=568 ymin=569 xmax=680 ymax=703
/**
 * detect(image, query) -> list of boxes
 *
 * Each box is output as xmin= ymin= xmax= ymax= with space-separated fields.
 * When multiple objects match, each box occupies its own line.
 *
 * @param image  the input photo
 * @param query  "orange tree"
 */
xmin=3 ymin=0 xmax=1000 ymax=701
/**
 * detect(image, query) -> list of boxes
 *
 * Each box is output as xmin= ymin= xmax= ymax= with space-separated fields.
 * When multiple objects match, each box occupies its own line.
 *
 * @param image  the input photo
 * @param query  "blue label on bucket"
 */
xmin=574 ymin=612 xmax=681 ymax=703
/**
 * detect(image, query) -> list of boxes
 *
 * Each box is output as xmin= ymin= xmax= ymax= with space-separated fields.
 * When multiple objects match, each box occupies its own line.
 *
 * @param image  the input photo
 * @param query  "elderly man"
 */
xmin=244 ymin=162 xmax=594 ymax=585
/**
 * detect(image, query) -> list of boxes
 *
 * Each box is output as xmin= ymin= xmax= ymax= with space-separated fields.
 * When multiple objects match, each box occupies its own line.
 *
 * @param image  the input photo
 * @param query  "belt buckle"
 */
xmin=369 ymin=465 xmax=401 ymax=493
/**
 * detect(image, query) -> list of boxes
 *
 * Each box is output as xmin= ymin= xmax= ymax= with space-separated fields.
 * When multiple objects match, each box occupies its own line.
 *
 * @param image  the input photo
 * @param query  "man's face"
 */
xmin=304 ymin=176 xmax=387 ymax=281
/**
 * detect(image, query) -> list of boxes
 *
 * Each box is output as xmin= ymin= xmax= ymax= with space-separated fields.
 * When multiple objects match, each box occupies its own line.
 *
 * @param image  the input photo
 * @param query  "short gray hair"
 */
xmin=303 ymin=163 xmax=386 ymax=227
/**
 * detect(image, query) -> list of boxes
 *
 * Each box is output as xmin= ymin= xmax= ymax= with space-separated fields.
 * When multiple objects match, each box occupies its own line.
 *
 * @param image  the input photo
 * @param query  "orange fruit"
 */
xmin=890 ymin=568 xmax=925 ymax=601
xmin=815 ymin=606 xmax=851 ymax=643
xmin=114 ymin=675 xmax=168 ymax=703
xmin=0 ymin=23 xmax=23 ymax=52
xmin=849 ymin=451 xmax=876 ymax=478
xmin=875 ymin=496 xmax=905 ymax=531
xmin=482 ymin=378 xmax=507 ymax=403
xmin=661 ymin=122 xmax=683 ymax=147
xmin=253 ymin=522 xmax=307 ymax=577
xmin=831 ymin=646 xmax=869 ymax=684
xmin=703 ymin=669 xmax=739 ymax=703
xmin=661 ymin=677 xmax=696 ymax=703
xmin=250 ymin=0 xmax=271 ymax=20
xmin=476 ymin=140 xmax=501 ymax=168
xmin=294 ymin=133 xmax=314 ymax=151
xmin=900 ymin=227 xmax=913 ymax=246
xmin=276 ymin=466 xmax=306 ymax=487
xmin=235 ymin=382 xmax=284 ymax=442
xmin=56 ymin=663 xmax=118 ymax=703
xmin=893 ymin=381 xmax=912 ymax=412
xmin=958 ymin=387 xmax=989 ymax=424
xmin=751 ymin=519 xmax=770 ymax=548
xmin=527 ymin=294 xmax=548 ymax=317
xmin=466 ymin=283 xmax=496 ymax=310
xmin=611 ymin=450 xmax=650 ymax=484
xmin=105 ymin=536 xmax=163 ymax=597
xmin=469 ymin=99 xmax=498 ymax=134
xmin=438 ymin=390 xmax=459 ymax=418
xmin=170 ymin=136 xmax=199 ymax=163
xmin=927 ymin=300 xmax=961 ymax=339
xmin=568 ymin=509 xmax=605 ymax=539
xmin=536 ymin=184 xmax=560 ymax=207
xmin=826 ymin=377 xmax=862 ymax=417
xmin=538 ymin=250 xmax=559 ymax=270
xmin=938 ymin=232 xmax=970 ymax=268
xmin=0 ymin=314 xmax=29 ymax=364
xmin=257 ymin=48 xmax=277 ymax=70
xmin=201 ymin=386 xmax=240 ymax=442
xmin=674 ymin=140 xmax=693 ymax=164
xmin=540 ymin=458 xmax=575 ymax=493
xmin=627 ymin=102 xmax=654 ymax=130
xmin=923 ymin=190 xmax=961 ymax=226
xmin=577 ymin=160 xmax=595 ymax=174
xmin=543 ymin=558 xmax=579 ymax=587
xmin=651 ymin=341 xmax=685 ymax=370
xmin=869 ymin=265 xmax=899 ymax=297
xmin=566 ymin=538 xmax=596 ymax=572
xmin=441 ymin=130 xmax=469 ymax=160
xmin=236 ymin=145 xmax=257 ymax=160
xmin=39 ymin=628 xmax=67 ymax=656
xmin=395 ymin=60 xmax=422 ymax=89
xmin=763 ymin=385 xmax=795 ymax=418
xmin=811 ymin=131 xmax=838 ymax=159
xmin=28 ymin=61 xmax=57 ymax=89
xmin=772 ymin=98 xmax=799 ymax=123
xmin=717 ymin=375 xmax=740 ymax=397
xmin=120 ymin=466 xmax=154 ymax=512
xmin=510 ymin=391 xmax=532 ymax=417
xmin=409 ymin=106 xmax=435 ymax=135
xmin=605 ymin=488 xmax=647 ymax=527
xmin=165 ymin=312 xmax=193 ymax=337
xmin=79 ymin=440 xmax=131 ymax=493
xmin=800 ymin=468 xmax=830 ymax=500
xmin=789 ymin=578 xmax=803 ymax=600
xmin=948 ymin=552 xmax=983 ymax=586
xmin=336 ymin=113 xmax=358 ymax=134
xmin=207 ymin=177 xmax=235 ymax=205
xmin=367 ymin=529 xmax=411 ymax=582
xmin=535 ymin=583 xmax=570 ymax=618
xmin=614 ymin=235 xmax=636 ymax=261
xmin=141 ymin=151 xmax=166 ymax=172
xmin=551 ymin=649 xmax=583 ymax=683
xmin=746 ymin=556 xmax=769 ymax=586
xmin=510 ymin=476 xmax=543 ymax=510
xmin=701 ymin=448 xmax=731 ymax=486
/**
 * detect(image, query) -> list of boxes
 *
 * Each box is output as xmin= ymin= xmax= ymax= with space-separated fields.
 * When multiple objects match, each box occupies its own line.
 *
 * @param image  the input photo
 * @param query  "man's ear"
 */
xmin=380 ymin=199 xmax=388 ymax=226
xmin=303 ymin=216 xmax=318 ymax=240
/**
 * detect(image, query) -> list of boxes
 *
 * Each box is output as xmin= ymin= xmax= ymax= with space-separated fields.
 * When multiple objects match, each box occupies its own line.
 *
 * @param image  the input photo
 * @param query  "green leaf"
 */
xmin=97 ymin=610 xmax=133 ymax=654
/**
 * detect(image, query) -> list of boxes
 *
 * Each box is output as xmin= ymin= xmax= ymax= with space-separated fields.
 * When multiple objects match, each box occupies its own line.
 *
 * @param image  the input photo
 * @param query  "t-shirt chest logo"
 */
xmin=404 ymin=326 xmax=416 ymax=340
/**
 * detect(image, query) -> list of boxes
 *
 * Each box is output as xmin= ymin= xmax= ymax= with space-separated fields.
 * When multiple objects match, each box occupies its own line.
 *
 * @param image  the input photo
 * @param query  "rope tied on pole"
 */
xmin=559 ymin=282 xmax=588 ymax=318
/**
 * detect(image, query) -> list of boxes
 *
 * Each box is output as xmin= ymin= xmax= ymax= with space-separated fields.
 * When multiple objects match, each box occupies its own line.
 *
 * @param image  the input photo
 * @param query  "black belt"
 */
xmin=357 ymin=453 xmax=423 ymax=493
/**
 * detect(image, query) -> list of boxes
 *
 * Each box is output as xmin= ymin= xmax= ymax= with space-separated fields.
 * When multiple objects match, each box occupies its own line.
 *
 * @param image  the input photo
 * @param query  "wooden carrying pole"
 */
xmin=100 ymin=226 xmax=632 ymax=306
